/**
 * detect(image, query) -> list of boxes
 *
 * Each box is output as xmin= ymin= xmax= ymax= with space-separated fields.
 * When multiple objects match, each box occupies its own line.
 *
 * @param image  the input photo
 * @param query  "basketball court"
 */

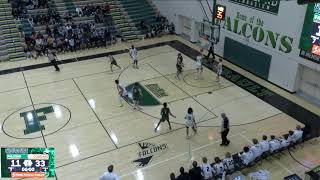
xmin=0 ymin=37 xmax=319 ymax=179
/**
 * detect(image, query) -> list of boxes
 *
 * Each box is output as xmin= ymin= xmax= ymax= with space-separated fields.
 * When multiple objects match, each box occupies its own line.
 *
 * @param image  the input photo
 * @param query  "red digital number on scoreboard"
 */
xmin=215 ymin=4 xmax=226 ymax=21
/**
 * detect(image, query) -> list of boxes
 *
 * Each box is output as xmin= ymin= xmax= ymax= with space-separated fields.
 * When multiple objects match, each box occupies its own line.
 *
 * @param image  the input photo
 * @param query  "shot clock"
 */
xmin=1 ymin=147 xmax=55 ymax=178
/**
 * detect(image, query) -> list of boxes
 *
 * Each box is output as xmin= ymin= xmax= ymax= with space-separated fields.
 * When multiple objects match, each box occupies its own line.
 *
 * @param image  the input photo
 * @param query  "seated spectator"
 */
xmin=76 ymin=7 xmax=83 ymax=17
xmin=238 ymin=146 xmax=254 ymax=166
xmin=200 ymin=157 xmax=214 ymax=180
xmin=293 ymin=125 xmax=303 ymax=142
xmin=269 ymin=135 xmax=281 ymax=152
xmin=177 ymin=167 xmax=190 ymax=180
xmin=259 ymin=135 xmax=270 ymax=153
xmin=250 ymin=138 xmax=262 ymax=159
xmin=212 ymin=157 xmax=224 ymax=177
xmin=223 ymin=152 xmax=234 ymax=173
xmin=170 ymin=173 xmax=176 ymax=180
xmin=189 ymin=161 xmax=202 ymax=180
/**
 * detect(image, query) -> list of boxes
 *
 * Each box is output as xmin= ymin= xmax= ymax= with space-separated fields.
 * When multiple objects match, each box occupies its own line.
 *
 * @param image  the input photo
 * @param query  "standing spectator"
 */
xmin=99 ymin=165 xmax=119 ymax=180
xmin=47 ymin=49 xmax=60 ymax=72
xmin=220 ymin=113 xmax=230 ymax=146
xmin=177 ymin=167 xmax=190 ymax=180
xmin=68 ymin=37 xmax=76 ymax=52
xmin=189 ymin=161 xmax=202 ymax=180
xmin=170 ymin=173 xmax=176 ymax=180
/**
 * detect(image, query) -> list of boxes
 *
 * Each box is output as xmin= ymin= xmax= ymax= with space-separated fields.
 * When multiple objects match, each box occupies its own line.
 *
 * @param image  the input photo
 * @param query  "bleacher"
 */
xmin=118 ymin=0 xmax=159 ymax=34
xmin=0 ymin=0 xmax=25 ymax=62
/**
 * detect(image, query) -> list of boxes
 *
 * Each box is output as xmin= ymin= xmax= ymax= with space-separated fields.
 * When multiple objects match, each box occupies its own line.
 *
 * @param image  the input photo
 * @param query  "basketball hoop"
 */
xmin=199 ymin=20 xmax=221 ymax=45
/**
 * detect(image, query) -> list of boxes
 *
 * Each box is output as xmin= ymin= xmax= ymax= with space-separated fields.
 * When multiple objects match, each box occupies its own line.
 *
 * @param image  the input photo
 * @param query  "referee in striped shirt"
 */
xmin=220 ymin=113 xmax=230 ymax=146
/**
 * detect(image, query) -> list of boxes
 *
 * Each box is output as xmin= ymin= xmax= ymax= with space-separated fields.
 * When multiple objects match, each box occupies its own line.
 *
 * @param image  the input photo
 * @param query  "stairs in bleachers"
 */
xmin=0 ymin=0 xmax=25 ymax=61
xmin=104 ymin=0 xmax=140 ymax=41
xmin=117 ymin=0 xmax=158 ymax=34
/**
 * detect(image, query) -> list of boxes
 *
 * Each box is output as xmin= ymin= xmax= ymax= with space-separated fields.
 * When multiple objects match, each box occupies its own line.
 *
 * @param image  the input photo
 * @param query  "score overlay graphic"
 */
xmin=1 ymin=147 xmax=55 ymax=178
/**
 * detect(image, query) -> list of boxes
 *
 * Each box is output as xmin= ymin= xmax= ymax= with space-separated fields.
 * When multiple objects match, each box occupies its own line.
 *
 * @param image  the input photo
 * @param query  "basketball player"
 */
xmin=176 ymin=53 xmax=184 ymax=79
xmin=129 ymin=45 xmax=138 ymax=69
xmin=131 ymin=82 xmax=142 ymax=110
xmin=200 ymin=157 xmax=214 ymax=180
xmin=216 ymin=58 xmax=223 ymax=84
xmin=222 ymin=152 xmax=234 ymax=173
xmin=185 ymin=107 xmax=197 ymax=139
xmin=155 ymin=102 xmax=176 ymax=132
xmin=212 ymin=157 xmax=224 ymax=177
xmin=195 ymin=49 xmax=203 ymax=80
xmin=115 ymin=79 xmax=128 ymax=107
xmin=108 ymin=55 xmax=121 ymax=72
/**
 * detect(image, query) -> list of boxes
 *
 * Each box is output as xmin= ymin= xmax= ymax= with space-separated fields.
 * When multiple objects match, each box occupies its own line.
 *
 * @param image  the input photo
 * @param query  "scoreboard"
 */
xmin=299 ymin=3 xmax=320 ymax=63
xmin=1 ymin=147 xmax=55 ymax=178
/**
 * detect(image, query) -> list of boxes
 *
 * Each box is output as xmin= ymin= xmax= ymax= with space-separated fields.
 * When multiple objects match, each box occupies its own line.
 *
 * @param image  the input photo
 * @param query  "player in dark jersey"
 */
xmin=176 ymin=53 xmax=184 ymax=79
xmin=132 ymin=82 xmax=142 ymax=110
xmin=155 ymin=102 xmax=176 ymax=132
xmin=108 ymin=55 xmax=121 ymax=72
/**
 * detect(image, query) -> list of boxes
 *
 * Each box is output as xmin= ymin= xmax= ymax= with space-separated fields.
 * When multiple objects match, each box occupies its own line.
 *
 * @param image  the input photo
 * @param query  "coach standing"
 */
xmin=220 ymin=113 xmax=230 ymax=146
xmin=47 ymin=49 xmax=60 ymax=72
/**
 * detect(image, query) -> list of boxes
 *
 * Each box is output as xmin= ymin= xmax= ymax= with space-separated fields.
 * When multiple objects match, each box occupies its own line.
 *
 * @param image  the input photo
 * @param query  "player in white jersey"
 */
xmin=195 ymin=49 xmax=204 ymax=80
xmin=239 ymin=146 xmax=254 ymax=166
xmin=212 ymin=157 xmax=225 ymax=177
xmin=293 ymin=125 xmax=303 ymax=142
xmin=269 ymin=135 xmax=281 ymax=152
xmin=201 ymin=157 xmax=214 ymax=180
xmin=185 ymin=107 xmax=197 ymax=139
xmin=115 ymin=79 xmax=128 ymax=107
xmin=250 ymin=138 xmax=262 ymax=159
xmin=223 ymin=152 xmax=234 ymax=173
xmin=99 ymin=165 xmax=119 ymax=180
xmin=129 ymin=45 xmax=138 ymax=69
xmin=279 ymin=136 xmax=290 ymax=149
xmin=216 ymin=58 xmax=223 ymax=84
xmin=259 ymin=135 xmax=270 ymax=153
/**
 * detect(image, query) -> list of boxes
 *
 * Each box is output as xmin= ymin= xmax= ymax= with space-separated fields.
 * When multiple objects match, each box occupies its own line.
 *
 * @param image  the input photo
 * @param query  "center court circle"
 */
xmin=2 ymin=103 xmax=71 ymax=139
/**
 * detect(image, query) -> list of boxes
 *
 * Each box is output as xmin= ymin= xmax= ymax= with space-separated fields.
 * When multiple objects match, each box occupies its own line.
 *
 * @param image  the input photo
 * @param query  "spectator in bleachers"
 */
xmin=238 ymin=146 xmax=254 ymax=166
xmin=250 ymin=138 xmax=262 ymax=160
xmin=259 ymin=135 xmax=270 ymax=154
xmin=76 ymin=7 xmax=83 ymax=17
xmin=188 ymin=161 xmax=202 ymax=180
xmin=223 ymin=152 xmax=234 ymax=173
xmin=177 ymin=167 xmax=190 ymax=180
xmin=269 ymin=135 xmax=281 ymax=153
xmin=212 ymin=157 xmax=224 ymax=177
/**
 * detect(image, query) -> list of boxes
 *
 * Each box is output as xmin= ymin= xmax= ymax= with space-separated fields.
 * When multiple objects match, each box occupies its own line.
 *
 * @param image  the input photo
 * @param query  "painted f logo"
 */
xmin=20 ymin=106 xmax=54 ymax=135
